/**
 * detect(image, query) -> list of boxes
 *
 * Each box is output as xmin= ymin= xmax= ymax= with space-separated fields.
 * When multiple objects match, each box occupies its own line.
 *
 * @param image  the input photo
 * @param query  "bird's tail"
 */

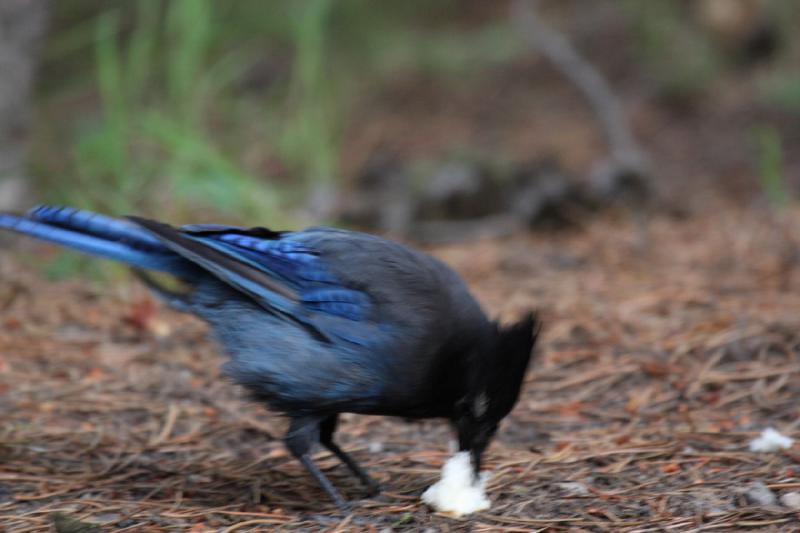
xmin=0 ymin=205 xmax=187 ymax=274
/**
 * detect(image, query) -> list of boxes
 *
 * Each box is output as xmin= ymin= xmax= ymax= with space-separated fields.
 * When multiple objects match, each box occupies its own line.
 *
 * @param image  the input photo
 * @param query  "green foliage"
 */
xmin=41 ymin=0 xmax=284 ymax=222
xmin=761 ymin=74 xmax=800 ymax=115
xmin=279 ymin=0 xmax=339 ymax=195
xmin=51 ymin=512 xmax=101 ymax=533
xmin=753 ymin=0 xmax=800 ymax=114
xmin=33 ymin=0 xmax=531 ymax=229
xmin=42 ymin=253 xmax=108 ymax=281
xmin=754 ymin=125 xmax=788 ymax=207
xmin=620 ymin=0 xmax=723 ymax=100
xmin=391 ymin=512 xmax=415 ymax=527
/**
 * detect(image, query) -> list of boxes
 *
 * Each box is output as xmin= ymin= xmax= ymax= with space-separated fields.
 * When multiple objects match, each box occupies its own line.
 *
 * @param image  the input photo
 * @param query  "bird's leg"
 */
xmin=320 ymin=414 xmax=381 ymax=496
xmin=284 ymin=416 xmax=350 ymax=511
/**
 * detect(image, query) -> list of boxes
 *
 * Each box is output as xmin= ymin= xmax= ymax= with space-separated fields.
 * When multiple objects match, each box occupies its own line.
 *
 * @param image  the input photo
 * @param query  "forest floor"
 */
xmin=2 ymin=202 xmax=800 ymax=532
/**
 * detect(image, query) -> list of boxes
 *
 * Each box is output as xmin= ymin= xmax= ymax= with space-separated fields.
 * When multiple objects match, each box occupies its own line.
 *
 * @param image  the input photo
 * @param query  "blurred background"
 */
xmin=4 ymin=3 xmax=800 ymax=528
xmin=2 ymin=0 xmax=798 ymax=251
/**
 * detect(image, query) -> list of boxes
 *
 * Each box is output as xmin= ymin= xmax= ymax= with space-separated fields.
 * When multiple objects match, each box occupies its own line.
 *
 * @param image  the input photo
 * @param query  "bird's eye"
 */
xmin=473 ymin=392 xmax=488 ymax=417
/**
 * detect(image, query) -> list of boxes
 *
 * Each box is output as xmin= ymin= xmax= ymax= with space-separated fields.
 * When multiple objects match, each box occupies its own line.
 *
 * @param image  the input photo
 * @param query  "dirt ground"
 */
xmin=2 ymin=202 xmax=800 ymax=532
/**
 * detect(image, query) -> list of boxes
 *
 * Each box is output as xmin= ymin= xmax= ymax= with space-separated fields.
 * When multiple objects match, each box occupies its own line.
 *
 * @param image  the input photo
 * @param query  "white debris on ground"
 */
xmin=780 ymin=491 xmax=800 ymax=510
xmin=749 ymin=428 xmax=795 ymax=452
xmin=555 ymin=481 xmax=590 ymax=497
xmin=422 ymin=452 xmax=491 ymax=516
xmin=744 ymin=481 xmax=776 ymax=506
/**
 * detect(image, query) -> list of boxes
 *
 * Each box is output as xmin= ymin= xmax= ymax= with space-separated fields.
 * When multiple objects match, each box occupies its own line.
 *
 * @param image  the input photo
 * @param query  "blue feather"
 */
xmin=0 ymin=213 xmax=185 ymax=273
xmin=301 ymin=288 xmax=370 ymax=321
xmin=29 ymin=205 xmax=165 ymax=251
xmin=183 ymin=231 xmax=364 ymax=319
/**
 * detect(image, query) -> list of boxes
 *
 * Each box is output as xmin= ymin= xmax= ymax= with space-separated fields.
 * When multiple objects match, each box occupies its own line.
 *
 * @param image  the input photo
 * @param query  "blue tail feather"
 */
xmin=28 ymin=205 xmax=165 ymax=251
xmin=0 ymin=212 xmax=186 ymax=274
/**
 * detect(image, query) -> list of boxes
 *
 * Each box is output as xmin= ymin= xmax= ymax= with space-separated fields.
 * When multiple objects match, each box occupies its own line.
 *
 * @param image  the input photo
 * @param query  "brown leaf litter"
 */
xmin=2 ymin=203 xmax=800 ymax=531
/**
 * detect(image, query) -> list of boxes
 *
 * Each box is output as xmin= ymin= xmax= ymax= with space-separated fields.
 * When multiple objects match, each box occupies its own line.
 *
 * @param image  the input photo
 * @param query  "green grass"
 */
xmin=38 ymin=0 xmax=286 ymax=222
xmin=278 ymin=0 xmax=339 ymax=213
xmin=32 ymin=1 xmax=525 ymax=228
xmin=761 ymin=74 xmax=800 ymax=115
xmin=754 ymin=125 xmax=789 ymax=207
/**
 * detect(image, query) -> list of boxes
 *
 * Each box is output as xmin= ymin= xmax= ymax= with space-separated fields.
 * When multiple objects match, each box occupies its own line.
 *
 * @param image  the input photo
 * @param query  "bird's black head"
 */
xmin=454 ymin=312 xmax=540 ymax=477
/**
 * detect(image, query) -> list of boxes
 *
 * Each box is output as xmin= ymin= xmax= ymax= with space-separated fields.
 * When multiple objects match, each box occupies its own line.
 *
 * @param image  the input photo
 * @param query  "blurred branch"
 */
xmin=511 ymin=0 xmax=649 ymax=182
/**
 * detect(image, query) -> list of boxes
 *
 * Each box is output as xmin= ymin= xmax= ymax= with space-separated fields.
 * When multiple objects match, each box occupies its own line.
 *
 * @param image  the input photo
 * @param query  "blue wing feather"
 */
xmin=301 ymin=288 xmax=370 ymax=321
xmin=126 ymin=219 xmax=377 ymax=342
xmin=183 ymin=229 xmax=368 ymax=322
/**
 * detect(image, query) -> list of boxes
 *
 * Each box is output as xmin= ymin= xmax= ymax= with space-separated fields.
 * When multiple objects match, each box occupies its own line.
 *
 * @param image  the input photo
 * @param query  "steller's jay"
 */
xmin=0 ymin=205 xmax=539 ymax=510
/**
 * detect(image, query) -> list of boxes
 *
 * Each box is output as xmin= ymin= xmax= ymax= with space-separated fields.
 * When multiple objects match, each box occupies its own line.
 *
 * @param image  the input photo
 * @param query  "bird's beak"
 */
xmin=470 ymin=447 xmax=483 ymax=482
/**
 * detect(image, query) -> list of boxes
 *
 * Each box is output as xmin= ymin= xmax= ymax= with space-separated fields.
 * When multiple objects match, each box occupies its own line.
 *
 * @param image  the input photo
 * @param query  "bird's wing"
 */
xmin=128 ymin=217 xmax=381 ymax=346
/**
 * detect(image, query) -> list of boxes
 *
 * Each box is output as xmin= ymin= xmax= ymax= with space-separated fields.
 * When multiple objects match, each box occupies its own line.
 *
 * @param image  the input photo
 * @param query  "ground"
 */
xmin=2 ymin=203 xmax=800 ymax=532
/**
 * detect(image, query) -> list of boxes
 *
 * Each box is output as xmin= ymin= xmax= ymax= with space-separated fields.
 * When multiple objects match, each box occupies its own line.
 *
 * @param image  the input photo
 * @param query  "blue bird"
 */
xmin=0 ymin=205 xmax=539 ymax=510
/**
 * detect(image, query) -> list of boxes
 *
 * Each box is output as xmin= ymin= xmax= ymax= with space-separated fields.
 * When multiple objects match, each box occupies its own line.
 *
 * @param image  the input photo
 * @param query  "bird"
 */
xmin=0 ymin=205 xmax=539 ymax=510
